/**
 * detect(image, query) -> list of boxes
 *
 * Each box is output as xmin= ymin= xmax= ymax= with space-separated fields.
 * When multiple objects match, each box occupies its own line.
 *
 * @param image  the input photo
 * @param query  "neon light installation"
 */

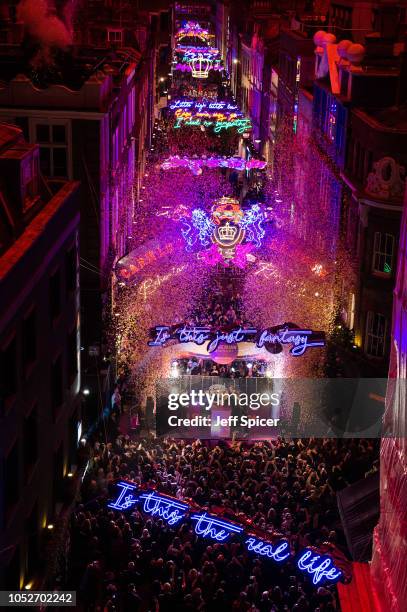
xmin=190 ymin=512 xmax=244 ymax=541
xmin=148 ymin=325 xmax=326 ymax=357
xmin=181 ymin=51 xmax=222 ymax=78
xmin=297 ymin=549 xmax=343 ymax=585
xmin=175 ymin=45 xmax=220 ymax=57
xmin=173 ymin=113 xmax=252 ymax=133
xmin=181 ymin=197 xmax=265 ymax=263
xmin=107 ymin=482 xmax=346 ymax=587
xmin=256 ymin=328 xmax=326 ymax=357
xmin=176 ymin=22 xmax=213 ymax=43
xmin=246 ymin=537 xmax=291 ymax=562
xmin=107 ymin=481 xmax=138 ymax=510
xmin=161 ymin=155 xmax=266 ymax=175
xmin=169 ymin=100 xmax=239 ymax=112
xmin=138 ymin=492 xmax=189 ymax=526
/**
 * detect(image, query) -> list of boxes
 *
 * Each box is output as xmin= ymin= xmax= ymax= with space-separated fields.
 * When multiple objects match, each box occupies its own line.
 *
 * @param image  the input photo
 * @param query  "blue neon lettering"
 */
xmin=176 ymin=326 xmax=211 ymax=345
xmin=256 ymin=328 xmax=325 ymax=356
xmin=297 ymin=550 xmax=343 ymax=585
xmin=245 ymin=537 xmax=291 ymax=562
xmin=107 ymin=482 xmax=138 ymax=510
xmin=107 ymin=484 xmax=344 ymax=587
xmin=148 ymin=326 xmax=171 ymax=347
xmin=149 ymin=326 xmax=325 ymax=355
xmin=207 ymin=327 xmax=257 ymax=352
xmin=191 ymin=513 xmax=244 ymax=541
xmin=139 ymin=492 xmax=189 ymax=525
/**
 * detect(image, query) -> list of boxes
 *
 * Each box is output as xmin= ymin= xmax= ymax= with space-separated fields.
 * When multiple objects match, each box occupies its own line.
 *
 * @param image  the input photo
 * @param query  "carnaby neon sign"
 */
xmin=148 ymin=324 xmax=326 ymax=356
xmin=107 ymin=481 xmax=347 ymax=587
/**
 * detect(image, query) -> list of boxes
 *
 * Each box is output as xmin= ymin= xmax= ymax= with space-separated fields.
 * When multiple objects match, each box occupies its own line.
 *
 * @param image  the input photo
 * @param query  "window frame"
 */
xmin=365 ymin=311 xmax=387 ymax=358
xmin=29 ymin=118 xmax=72 ymax=180
xmin=372 ymin=231 xmax=394 ymax=277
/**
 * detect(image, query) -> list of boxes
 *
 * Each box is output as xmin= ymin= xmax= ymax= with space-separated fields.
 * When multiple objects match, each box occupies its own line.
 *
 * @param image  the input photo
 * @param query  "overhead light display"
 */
xmin=181 ymin=197 xmax=265 ymax=266
xmin=176 ymin=21 xmax=214 ymax=44
xmin=160 ymin=155 xmax=267 ymax=174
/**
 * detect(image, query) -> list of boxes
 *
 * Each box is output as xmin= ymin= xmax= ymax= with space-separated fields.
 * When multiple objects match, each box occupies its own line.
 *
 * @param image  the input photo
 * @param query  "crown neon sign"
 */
xmin=181 ymin=199 xmax=265 ymax=263
xmin=107 ymin=481 xmax=347 ymax=587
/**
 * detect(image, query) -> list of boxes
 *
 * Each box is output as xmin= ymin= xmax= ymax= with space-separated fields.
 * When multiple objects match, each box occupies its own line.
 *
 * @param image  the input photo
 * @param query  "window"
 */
xmin=107 ymin=29 xmax=123 ymax=44
xmin=23 ymin=406 xmax=38 ymax=481
xmin=51 ymin=356 xmax=63 ymax=414
xmin=65 ymin=247 xmax=77 ymax=293
xmin=372 ymin=232 xmax=394 ymax=276
xmin=49 ymin=269 xmax=61 ymax=320
xmin=35 ymin=123 xmax=68 ymax=178
xmin=366 ymin=312 xmax=387 ymax=357
xmin=22 ymin=309 xmax=37 ymax=370
xmin=1 ymin=337 xmax=17 ymax=400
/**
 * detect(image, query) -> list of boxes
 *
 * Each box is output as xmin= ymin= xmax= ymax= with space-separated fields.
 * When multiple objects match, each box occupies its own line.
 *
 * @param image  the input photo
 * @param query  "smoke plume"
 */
xmin=17 ymin=0 xmax=72 ymax=50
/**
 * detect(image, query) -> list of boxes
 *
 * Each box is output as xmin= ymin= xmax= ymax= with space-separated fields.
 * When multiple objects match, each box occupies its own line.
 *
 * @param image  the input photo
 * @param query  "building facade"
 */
xmin=0 ymin=123 xmax=80 ymax=590
xmin=0 ymin=2 xmax=159 ymax=349
xmin=370 ymin=184 xmax=407 ymax=611
xmin=311 ymin=26 xmax=407 ymax=367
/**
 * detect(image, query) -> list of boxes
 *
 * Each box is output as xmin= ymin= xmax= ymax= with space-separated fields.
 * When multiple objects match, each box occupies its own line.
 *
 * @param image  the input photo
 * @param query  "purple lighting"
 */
xmin=161 ymin=155 xmax=267 ymax=174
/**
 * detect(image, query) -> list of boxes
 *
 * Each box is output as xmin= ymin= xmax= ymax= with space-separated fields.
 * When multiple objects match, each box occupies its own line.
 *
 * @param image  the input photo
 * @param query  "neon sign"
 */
xmin=173 ymin=114 xmax=252 ymax=133
xmin=181 ymin=198 xmax=265 ymax=262
xmin=246 ymin=537 xmax=291 ymax=562
xmin=190 ymin=512 xmax=244 ymax=541
xmin=169 ymin=100 xmax=252 ymax=133
xmin=107 ymin=481 xmax=348 ymax=587
xmin=297 ymin=549 xmax=343 ymax=585
xmin=138 ymin=265 xmax=186 ymax=300
xmin=148 ymin=325 xmax=326 ymax=356
xmin=184 ymin=52 xmax=222 ymax=79
xmin=169 ymin=100 xmax=240 ymax=112
xmin=176 ymin=21 xmax=213 ymax=43
xmin=161 ymin=155 xmax=266 ymax=175
xmin=107 ymin=481 xmax=138 ymax=510
xmin=138 ymin=491 xmax=189 ymax=526
xmin=115 ymin=238 xmax=185 ymax=286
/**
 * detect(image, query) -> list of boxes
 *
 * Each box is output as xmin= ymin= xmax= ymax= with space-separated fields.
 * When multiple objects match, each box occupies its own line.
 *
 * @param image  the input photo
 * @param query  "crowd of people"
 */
xmin=70 ymin=436 xmax=379 ymax=611
xmin=174 ymin=357 xmax=267 ymax=378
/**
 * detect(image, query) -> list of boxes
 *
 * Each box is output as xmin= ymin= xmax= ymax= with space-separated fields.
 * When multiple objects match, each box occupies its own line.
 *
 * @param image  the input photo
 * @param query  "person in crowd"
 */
xmin=70 ymin=436 xmax=377 ymax=611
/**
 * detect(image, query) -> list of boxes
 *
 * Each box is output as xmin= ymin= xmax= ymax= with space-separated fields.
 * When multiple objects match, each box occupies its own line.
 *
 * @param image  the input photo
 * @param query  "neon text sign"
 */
xmin=191 ymin=512 xmax=244 ymax=541
xmin=297 ymin=549 xmax=343 ymax=585
xmin=246 ymin=537 xmax=291 ymax=562
xmin=148 ymin=325 xmax=326 ymax=357
xmin=107 ymin=481 xmax=346 ymax=587
xmin=138 ymin=491 xmax=189 ymax=525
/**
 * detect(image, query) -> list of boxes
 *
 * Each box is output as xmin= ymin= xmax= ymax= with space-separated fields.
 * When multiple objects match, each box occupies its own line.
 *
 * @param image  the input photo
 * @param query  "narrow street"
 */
xmin=114 ymin=20 xmax=349 ymax=404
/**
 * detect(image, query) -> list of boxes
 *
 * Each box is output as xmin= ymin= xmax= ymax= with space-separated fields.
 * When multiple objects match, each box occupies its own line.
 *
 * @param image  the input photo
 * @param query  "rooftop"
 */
xmin=0 ymin=45 xmax=141 ymax=91
xmin=356 ymin=105 xmax=407 ymax=131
